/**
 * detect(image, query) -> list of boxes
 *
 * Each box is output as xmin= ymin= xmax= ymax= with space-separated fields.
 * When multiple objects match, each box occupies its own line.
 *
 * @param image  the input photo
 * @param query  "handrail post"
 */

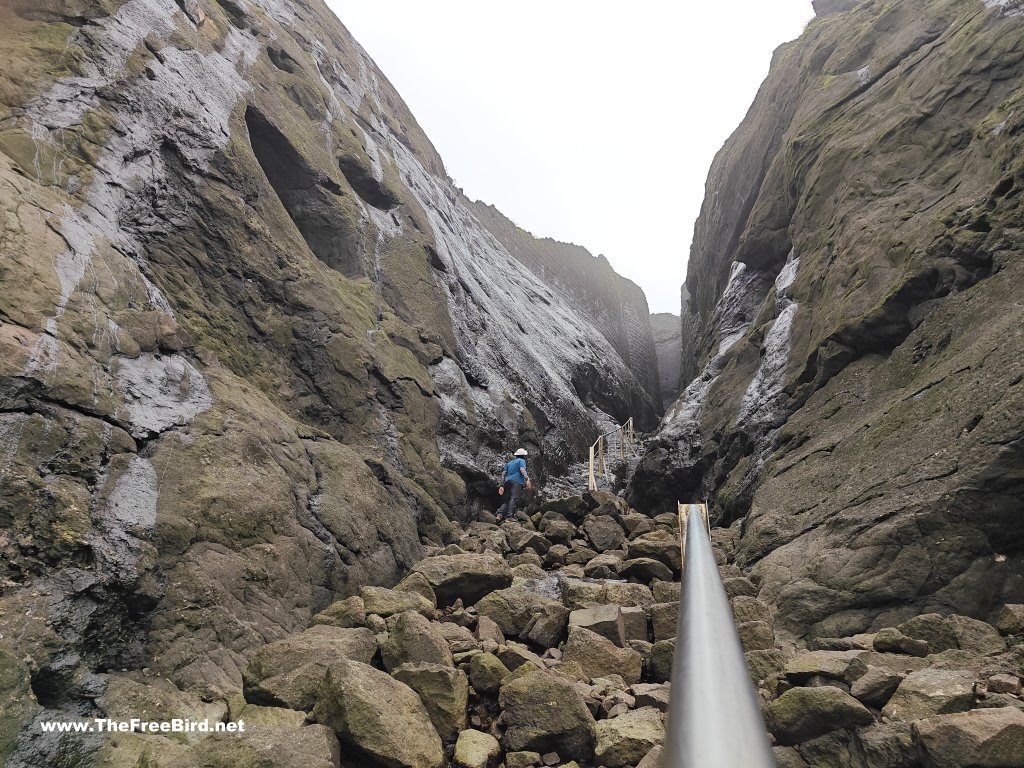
xmin=588 ymin=446 xmax=596 ymax=491
xmin=665 ymin=503 xmax=776 ymax=768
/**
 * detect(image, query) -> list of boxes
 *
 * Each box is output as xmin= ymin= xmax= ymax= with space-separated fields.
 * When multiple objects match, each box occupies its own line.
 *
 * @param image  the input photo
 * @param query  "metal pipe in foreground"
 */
xmin=663 ymin=504 xmax=776 ymax=768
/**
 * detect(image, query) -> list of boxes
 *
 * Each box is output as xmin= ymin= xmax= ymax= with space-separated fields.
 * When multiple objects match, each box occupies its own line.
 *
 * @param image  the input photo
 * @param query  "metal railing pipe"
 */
xmin=664 ymin=504 xmax=776 ymax=768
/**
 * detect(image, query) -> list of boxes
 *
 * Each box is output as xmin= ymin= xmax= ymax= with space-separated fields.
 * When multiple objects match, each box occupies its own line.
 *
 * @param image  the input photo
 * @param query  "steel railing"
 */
xmin=664 ymin=502 xmax=776 ymax=768
xmin=587 ymin=417 xmax=637 ymax=491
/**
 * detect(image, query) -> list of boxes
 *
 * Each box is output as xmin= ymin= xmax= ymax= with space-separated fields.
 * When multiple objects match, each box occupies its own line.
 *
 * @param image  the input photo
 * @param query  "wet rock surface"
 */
xmin=628 ymin=0 xmax=1024 ymax=648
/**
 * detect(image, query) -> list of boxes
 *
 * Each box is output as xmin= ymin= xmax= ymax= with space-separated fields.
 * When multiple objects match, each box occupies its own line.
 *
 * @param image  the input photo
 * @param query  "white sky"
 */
xmin=326 ymin=2 xmax=815 ymax=314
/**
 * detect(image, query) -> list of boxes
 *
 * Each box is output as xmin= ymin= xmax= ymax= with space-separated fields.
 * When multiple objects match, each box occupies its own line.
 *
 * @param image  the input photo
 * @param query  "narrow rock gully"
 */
xmin=237 ymin=467 xmax=1024 ymax=768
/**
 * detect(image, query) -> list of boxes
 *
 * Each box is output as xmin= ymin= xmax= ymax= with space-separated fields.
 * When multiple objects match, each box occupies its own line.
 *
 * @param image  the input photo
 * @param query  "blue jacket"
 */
xmin=504 ymin=458 xmax=528 ymax=485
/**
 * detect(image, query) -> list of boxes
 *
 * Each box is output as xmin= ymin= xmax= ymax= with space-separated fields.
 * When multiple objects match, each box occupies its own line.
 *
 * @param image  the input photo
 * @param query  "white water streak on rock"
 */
xmin=983 ymin=0 xmax=1024 ymax=17
xmin=116 ymin=353 xmax=213 ymax=438
xmin=105 ymin=455 xmax=159 ymax=529
xmin=737 ymin=251 xmax=801 ymax=428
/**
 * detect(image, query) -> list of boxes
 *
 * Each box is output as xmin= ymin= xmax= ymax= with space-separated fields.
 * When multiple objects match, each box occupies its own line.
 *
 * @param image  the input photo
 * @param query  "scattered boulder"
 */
xmin=313 ymin=658 xmax=444 ymax=768
xmin=897 ymin=614 xmax=958 ymax=653
xmin=395 ymin=571 xmax=439 ymax=605
xmin=392 ymin=662 xmax=469 ymax=740
xmin=410 ymin=554 xmax=513 ymax=606
xmin=362 ymin=585 xmax=435 ymax=618
xmin=649 ymin=640 xmax=675 ymax=683
xmin=746 ymin=649 xmax=789 ymax=685
xmin=946 ymin=615 xmax=1006 ymax=656
xmin=882 ymin=669 xmax=976 ymax=721
xmin=582 ymin=516 xmax=626 ymax=552
xmin=766 ymin=686 xmax=873 ymax=745
xmin=476 ymin=588 xmax=567 ymax=640
xmin=618 ymin=558 xmax=673 ymax=584
xmin=381 ymin=611 xmax=454 ymax=672
xmin=569 ymin=605 xmax=626 ymax=647
xmin=873 ymin=627 xmax=929 ymax=657
xmin=621 ymin=606 xmax=649 ymax=642
xmin=506 ymin=752 xmax=542 ymax=768
xmin=912 ymin=707 xmax=1024 ymax=768
xmin=594 ymin=707 xmax=666 ymax=768
xmin=499 ymin=670 xmax=596 ymax=761
xmin=626 ymin=532 xmax=680 ymax=572
xmin=737 ymin=620 xmax=775 ymax=652
xmin=562 ymin=626 xmax=643 ymax=684
xmin=995 ymin=604 xmax=1024 ymax=636
xmin=476 ymin=615 xmax=505 ymax=644
xmin=453 ymin=728 xmax=501 ymax=768
xmin=631 ymin=683 xmax=671 ymax=712
xmin=469 ymin=652 xmax=510 ymax=696
xmin=783 ymin=650 xmax=868 ymax=686
xmin=731 ymin=596 xmax=772 ymax=626
xmin=243 ymin=626 xmax=377 ymax=710
xmin=310 ymin=596 xmax=366 ymax=628
xmin=161 ymin=725 xmax=341 ymax=768
xmin=850 ymin=666 xmax=904 ymax=708
xmin=650 ymin=602 xmax=679 ymax=642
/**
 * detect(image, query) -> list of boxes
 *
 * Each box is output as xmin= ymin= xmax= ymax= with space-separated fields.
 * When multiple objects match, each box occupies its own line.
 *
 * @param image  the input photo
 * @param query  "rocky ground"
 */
xmin=53 ymin=489 xmax=1024 ymax=768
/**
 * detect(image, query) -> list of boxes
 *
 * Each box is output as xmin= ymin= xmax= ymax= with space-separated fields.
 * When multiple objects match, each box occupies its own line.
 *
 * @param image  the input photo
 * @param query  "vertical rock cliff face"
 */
xmin=0 ymin=0 xmax=659 ymax=752
xmin=631 ymin=0 xmax=1024 ymax=637
xmin=649 ymin=313 xmax=681 ymax=409
xmin=468 ymin=201 xmax=663 ymax=421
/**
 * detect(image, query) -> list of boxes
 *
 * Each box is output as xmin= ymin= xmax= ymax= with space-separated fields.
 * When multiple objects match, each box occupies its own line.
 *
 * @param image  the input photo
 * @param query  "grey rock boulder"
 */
xmin=410 ymin=554 xmax=513 ymax=607
xmin=766 ymin=686 xmax=873 ymax=745
xmin=499 ymin=670 xmax=596 ymax=761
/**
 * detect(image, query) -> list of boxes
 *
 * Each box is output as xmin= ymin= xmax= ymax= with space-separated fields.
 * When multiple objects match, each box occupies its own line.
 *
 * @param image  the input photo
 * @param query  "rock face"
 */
xmin=649 ymin=313 xmax=682 ymax=409
xmin=629 ymin=0 xmax=1024 ymax=639
xmin=0 ymin=0 xmax=667 ymax=758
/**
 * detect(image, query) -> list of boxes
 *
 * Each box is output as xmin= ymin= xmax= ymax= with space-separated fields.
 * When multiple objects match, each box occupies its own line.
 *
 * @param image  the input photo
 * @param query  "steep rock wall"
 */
xmin=0 ymin=0 xmax=659 ymax=749
xmin=469 ymin=200 xmax=663 ymax=420
xmin=630 ymin=0 xmax=1024 ymax=638
xmin=649 ymin=312 xmax=681 ymax=409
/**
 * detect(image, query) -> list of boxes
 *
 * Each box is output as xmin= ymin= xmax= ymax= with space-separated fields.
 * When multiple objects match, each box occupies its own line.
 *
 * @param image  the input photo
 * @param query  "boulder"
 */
xmin=650 ymin=602 xmax=679 ymax=642
xmin=163 ymin=724 xmax=341 ymax=768
xmin=783 ymin=650 xmax=868 ymax=685
xmin=947 ymin=615 xmax=1006 ymax=656
xmin=618 ymin=558 xmax=674 ymax=584
xmin=594 ymin=707 xmax=666 ymax=768
xmin=310 ymin=596 xmax=366 ymax=628
xmin=731 ymin=596 xmax=772 ymax=626
xmin=543 ymin=497 xmax=589 ymax=524
xmin=897 ymin=614 xmax=958 ymax=653
xmin=540 ymin=517 xmax=575 ymax=546
xmin=850 ymin=666 xmax=904 ymax=708
xmin=651 ymin=581 xmax=680 ymax=603
xmin=437 ymin=621 xmax=478 ymax=653
xmin=746 ymin=649 xmax=789 ymax=685
xmin=872 ymin=627 xmax=929 ymax=657
xmin=766 ymin=687 xmax=873 ymax=745
xmin=562 ymin=626 xmax=643 ymax=684
xmin=313 ymin=658 xmax=444 ymax=768
xmin=987 ymin=674 xmax=1022 ymax=696
xmin=649 ymin=640 xmax=675 ymax=683
xmin=737 ymin=620 xmax=775 ymax=652
xmin=856 ymin=721 xmax=918 ymax=768
xmin=381 ymin=611 xmax=454 ymax=672
xmin=476 ymin=615 xmax=505 ymax=644
xmin=995 ymin=604 xmax=1024 ymax=636
xmin=361 ymin=586 xmax=435 ymax=618
xmin=469 ymin=652 xmax=510 ymax=696
xmin=475 ymin=588 xmax=552 ymax=636
xmin=912 ymin=707 xmax=1024 ymax=768
xmin=882 ymin=668 xmax=975 ymax=721
xmin=584 ymin=553 xmax=623 ymax=579
xmin=723 ymin=577 xmax=758 ymax=599
xmin=506 ymin=752 xmax=542 ymax=768
xmin=395 ymin=571 xmax=438 ymax=606
xmin=498 ymin=642 xmax=546 ymax=672
xmin=499 ymin=670 xmax=596 ymax=761
xmin=392 ymin=662 xmax=469 ymax=740
xmin=621 ymin=606 xmax=650 ymax=642
xmin=582 ymin=516 xmax=626 ymax=552
xmin=626 ymin=532 xmax=680 ymax=571
xmin=410 ymin=554 xmax=513 ymax=606
xmin=453 ymin=729 xmax=501 ymax=768
xmin=631 ymin=683 xmax=671 ymax=712
xmin=569 ymin=605 xmax=626 ymax=647
xmin=243 ymin=626 xmax=378 ymax=710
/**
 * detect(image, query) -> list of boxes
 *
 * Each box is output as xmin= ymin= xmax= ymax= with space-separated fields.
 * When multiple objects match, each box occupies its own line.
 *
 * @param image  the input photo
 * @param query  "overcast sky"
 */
xmin=326 ymin=2 xmax=815 ymax=314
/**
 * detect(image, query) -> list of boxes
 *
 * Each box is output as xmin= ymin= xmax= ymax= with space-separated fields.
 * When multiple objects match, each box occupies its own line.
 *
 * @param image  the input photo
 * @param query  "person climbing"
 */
xmin=495 ymin=448 xmax=532 ymax=523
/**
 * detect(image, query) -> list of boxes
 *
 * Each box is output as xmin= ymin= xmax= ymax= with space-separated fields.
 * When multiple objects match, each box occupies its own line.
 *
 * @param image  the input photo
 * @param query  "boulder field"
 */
xmin=74 ymin=489 xmax=1024 ymax=767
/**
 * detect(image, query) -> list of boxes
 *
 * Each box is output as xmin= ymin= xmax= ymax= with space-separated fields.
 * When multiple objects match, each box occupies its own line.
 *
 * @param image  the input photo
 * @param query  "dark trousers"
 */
xmin=497 ymin=481 xmax=524 ymax=520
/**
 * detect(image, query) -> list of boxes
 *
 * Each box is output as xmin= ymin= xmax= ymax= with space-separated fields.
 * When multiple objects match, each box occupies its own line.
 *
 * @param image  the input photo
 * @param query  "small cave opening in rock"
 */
xmin=338 ymin=156 xmax=400 ymax=211
xmin=267 ymin=45 xmax=299 ymax=73
xmin=245 ymin=105 xmax=363 ymax=277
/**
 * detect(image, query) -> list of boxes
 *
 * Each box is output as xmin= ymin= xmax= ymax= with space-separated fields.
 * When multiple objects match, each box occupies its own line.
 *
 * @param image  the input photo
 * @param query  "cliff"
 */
xmin=631 ymin=0 xmax=1024 ymax=638
xmin=469 ymin=200 xmax=663 ymax=418
xmin=649 ymin=313 xmax=681 ymax=409
xmin=0 ymin=0 xmax=660 ymax=758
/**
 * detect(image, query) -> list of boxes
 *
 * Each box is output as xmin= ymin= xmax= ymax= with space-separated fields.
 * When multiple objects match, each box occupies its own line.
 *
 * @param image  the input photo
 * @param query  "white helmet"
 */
xmin=514 ymin=448 xmax=528 ymax=457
